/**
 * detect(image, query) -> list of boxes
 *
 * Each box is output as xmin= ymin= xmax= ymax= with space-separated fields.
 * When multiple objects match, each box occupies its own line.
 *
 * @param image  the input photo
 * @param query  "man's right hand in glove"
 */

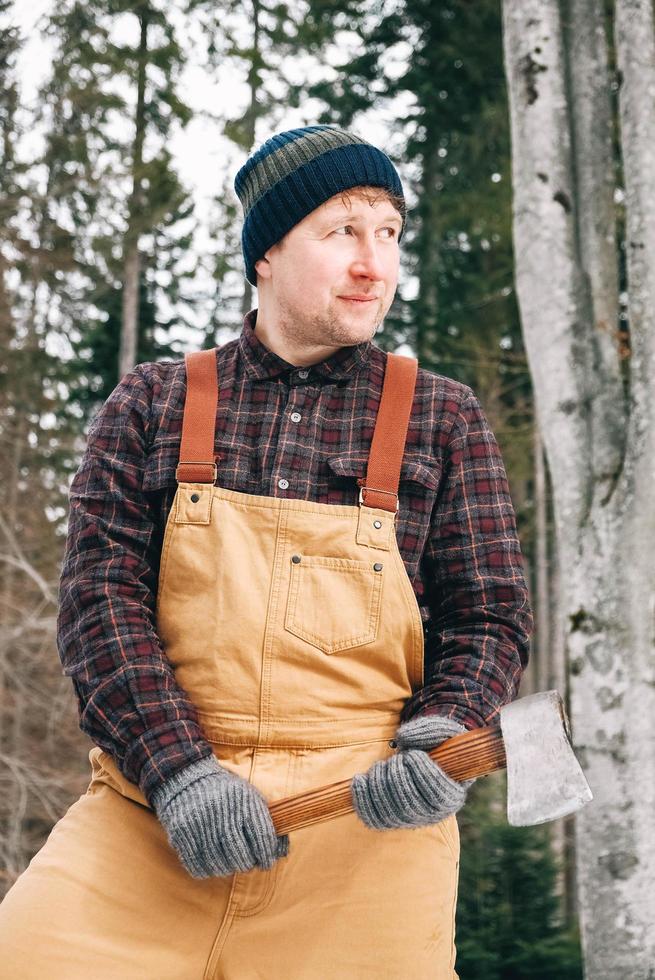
xmin=151 ymin=756 xmax=289 ymax=879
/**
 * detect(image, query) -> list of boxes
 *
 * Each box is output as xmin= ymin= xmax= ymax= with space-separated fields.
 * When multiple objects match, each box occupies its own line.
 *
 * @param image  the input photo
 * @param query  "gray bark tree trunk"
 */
xmin=119 ymin=9 xmax=149 ymax=380
xmin=533 ymin=421 xmax=572 ymax=920
xmin=502 ymin=0 xmax=655 ymax=974
xmin=239 ymin=0 xmax=262 ymax=320
xmin=534 ymin=423 xmax=551 ymax=693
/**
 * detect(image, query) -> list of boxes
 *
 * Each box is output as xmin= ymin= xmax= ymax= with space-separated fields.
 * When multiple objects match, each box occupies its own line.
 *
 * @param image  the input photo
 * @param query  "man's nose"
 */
xmin=350 ymin=236 xmax=385 ymax=280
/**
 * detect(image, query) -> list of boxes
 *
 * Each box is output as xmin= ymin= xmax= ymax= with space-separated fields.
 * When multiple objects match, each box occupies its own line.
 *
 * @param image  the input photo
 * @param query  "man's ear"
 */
xmin=255 ymin=254 xmax=272 ymax=280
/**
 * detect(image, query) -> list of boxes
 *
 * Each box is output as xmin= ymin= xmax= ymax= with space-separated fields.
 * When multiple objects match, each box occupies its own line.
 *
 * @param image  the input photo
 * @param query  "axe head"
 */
xmin=500 ymin=690 xmax=593 ymax=826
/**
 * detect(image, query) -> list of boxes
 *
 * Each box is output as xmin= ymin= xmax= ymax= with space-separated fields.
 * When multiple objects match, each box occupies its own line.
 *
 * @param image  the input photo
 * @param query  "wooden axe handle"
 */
xmin=269 ymin=724 xmax=505 ymax=835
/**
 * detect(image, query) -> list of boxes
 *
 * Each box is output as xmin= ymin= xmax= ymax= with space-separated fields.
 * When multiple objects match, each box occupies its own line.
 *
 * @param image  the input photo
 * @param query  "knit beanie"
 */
xmin=234 ymin=125 xmax=405 ymax=285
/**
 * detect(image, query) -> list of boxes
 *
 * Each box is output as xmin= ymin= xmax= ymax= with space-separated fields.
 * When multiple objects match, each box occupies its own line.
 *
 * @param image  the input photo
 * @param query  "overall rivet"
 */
xmin=373 ymin=562 xmax=383 ymax=571
xmin=373 ymin=520 xmax=382 ymax=529
xmin=190 ymin=493 xmax=200 ymax=503
xmin=291 ymin=555 xmax=302 ymax=564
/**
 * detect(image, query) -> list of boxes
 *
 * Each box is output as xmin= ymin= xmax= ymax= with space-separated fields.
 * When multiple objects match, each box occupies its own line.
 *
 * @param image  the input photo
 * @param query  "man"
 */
xmin=0 ymin=126 xmax=533 ymax=978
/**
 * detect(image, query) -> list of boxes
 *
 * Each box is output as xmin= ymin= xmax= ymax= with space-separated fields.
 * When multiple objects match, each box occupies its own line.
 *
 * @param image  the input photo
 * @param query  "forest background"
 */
xmin=2 ymin=1 xmax=654 ymax=977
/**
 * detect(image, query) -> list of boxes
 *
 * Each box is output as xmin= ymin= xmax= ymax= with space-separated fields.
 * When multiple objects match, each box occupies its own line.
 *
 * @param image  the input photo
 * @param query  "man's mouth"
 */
xmin=337 ymin=295 xmax=379 ymax=303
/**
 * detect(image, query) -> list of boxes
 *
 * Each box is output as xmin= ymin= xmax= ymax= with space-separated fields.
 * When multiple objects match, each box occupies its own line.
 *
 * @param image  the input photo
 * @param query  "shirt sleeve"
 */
xmin=56 ymin=365 xmax=214 ymax=802
xmin=400 ymin=389 xmax=534 ymax=730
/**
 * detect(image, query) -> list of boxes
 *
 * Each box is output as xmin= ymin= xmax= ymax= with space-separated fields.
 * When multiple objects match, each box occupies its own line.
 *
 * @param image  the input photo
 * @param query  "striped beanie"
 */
xmin=234 ymin=125 xmax=405 ymax=285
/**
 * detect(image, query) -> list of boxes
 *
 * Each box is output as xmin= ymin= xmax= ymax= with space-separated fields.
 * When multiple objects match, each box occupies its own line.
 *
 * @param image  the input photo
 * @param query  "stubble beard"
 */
xmin=277 ymin=295 xmax=387 ymax=350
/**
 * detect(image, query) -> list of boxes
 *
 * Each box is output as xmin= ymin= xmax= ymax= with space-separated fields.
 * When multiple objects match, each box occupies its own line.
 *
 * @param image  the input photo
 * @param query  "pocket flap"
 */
xmin=326 ymin=452 xmax=367 ymax=479
xmin=399 ymin=459 xmax=440 ymax=491
xmin=327 ymin=453 xmax=440 ymax=491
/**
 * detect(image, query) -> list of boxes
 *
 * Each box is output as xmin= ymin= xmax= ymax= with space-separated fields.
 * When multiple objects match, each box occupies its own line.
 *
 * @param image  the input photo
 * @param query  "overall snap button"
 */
xmin=373 ymin=520 xmax=382 ymax=529
xmin=291 ymin=555 xmax=302 ymax=564
xmin=190 ymin=493 xmax=200 ymax=503
xmin=373 ymin=562 xmax=383 ymax=571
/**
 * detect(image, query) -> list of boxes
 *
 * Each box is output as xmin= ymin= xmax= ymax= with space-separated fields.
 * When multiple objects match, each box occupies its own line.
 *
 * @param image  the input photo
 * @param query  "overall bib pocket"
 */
xmin=284 ymin=554 xmax=384 ymax=654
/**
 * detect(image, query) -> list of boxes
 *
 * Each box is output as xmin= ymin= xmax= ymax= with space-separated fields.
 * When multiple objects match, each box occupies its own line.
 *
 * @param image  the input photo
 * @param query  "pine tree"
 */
xmin=456 ymin=777 xmax=583 ymax=979
xmin=0 ymin=4 xmax=93 ymax=891
xmin=305 ymin=0 xmax=534 ymax=495
xmin=39 ymin=0 xmax=197 ymax=407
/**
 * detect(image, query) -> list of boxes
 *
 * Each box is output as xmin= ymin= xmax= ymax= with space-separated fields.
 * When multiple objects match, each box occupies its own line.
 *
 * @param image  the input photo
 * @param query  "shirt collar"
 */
xmin=238 ymin=309 xmax=371 ymax=383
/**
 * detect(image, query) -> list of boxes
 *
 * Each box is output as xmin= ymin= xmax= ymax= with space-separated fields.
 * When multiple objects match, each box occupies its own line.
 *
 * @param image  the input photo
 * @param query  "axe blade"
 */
xmin=500 ymin=690 xmax=593 ymax=826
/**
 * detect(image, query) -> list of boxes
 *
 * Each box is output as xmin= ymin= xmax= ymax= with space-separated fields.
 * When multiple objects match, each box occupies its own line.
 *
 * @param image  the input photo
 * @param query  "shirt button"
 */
xmin=297 ymin=369 xmax=309 ymax=379
xmin=290 ymin=412 xmax=302 ymax=423
xmin=278 ymin=478 xmax=289 ymax=490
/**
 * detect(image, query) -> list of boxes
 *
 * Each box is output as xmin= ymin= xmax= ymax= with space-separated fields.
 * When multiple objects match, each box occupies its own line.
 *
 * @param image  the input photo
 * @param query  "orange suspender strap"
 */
xmin=358 ymin=353 xmax=418 ymax=513
xmin=175 ymin=349 xmax=219 ymax=484
xmin=176 ymin=348 xmax=419 ymax=510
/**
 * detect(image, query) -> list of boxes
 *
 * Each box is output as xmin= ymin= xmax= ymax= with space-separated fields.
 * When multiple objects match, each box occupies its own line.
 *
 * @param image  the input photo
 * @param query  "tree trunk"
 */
xmin=240 ymin=0 xmax=261 ymax=319
xmin=120 ymin=247 xmax=141 ymax=379
xmin=414 ymin=138 xmax=442 ymax=367
xmin=609 ymin=0 xmax=655 ymax=964
xmin=534 ymin=422 xmax=550 ymax=693
xmin=119 ymin=8 xmax=149 ymax=380
xmin=502 ymin=0 xmax=654 ymax=974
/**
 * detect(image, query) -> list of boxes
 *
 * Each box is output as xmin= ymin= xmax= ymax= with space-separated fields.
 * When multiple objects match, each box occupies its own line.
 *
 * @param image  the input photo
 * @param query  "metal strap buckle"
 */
xmin=358 ymin=485 xmax=399 ymax=512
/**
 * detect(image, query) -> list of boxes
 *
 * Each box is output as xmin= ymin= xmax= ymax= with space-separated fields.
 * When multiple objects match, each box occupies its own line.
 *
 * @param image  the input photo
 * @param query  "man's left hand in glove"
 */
xmin=351 ymin=715 xmax=473 ymax=831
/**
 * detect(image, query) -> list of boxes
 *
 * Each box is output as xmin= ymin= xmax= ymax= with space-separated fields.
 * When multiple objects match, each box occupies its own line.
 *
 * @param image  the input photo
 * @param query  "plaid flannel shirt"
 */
xmin=57 ymin=311 xmax=533 ymax=801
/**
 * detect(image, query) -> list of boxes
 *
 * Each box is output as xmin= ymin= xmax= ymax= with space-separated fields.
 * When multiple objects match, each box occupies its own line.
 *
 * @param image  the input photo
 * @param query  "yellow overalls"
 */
xmin=0 ymin=349 xmax=460 ymax=979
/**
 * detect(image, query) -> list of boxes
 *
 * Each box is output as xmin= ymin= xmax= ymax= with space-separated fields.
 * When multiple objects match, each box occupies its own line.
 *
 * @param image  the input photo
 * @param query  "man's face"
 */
xmin=255 ymin=187 xmax=402 ymax=351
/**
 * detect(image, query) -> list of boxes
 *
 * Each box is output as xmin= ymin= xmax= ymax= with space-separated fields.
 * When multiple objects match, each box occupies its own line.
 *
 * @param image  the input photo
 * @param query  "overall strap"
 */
xmin=176 ymin=349 xmax=219 ymax=483
xmin=358 ymin=353 xmax=418 ymax=513
xmin=176 ymin=347 xmax=419 ymax=506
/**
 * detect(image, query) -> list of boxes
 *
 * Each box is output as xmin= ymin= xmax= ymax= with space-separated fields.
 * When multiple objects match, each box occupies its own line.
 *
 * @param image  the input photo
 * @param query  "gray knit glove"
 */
xmin=351 ymin=715 xmax=472 ymax=831
xmin=151 ymin=756 xmax=289 ymax=878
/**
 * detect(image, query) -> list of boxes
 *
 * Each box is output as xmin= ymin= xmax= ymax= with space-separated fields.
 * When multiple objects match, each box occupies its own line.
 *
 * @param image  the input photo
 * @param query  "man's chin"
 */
xmin=334 ymin=324 xmax=379 ymax=346
xmin=330 ymin=305 xmax=385 ymax=339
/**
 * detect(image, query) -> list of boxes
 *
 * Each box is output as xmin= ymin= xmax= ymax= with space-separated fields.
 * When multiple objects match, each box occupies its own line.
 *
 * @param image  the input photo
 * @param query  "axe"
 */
xmin=268 ymin=690 xmax=593 ymax=834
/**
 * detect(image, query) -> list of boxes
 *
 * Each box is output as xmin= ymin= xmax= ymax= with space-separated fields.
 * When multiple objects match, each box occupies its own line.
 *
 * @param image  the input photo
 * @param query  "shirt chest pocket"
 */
xmin=142 ymin=437 xmax=258 ymax=495
xmin=324 ymin=451 xmax=441 ymax=509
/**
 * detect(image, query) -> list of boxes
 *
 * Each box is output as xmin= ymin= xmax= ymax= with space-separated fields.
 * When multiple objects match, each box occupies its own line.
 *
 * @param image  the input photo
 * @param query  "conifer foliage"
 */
xmin=40 ymin=0 xmax=197 ymax=405
xmin=457 ymin=779 xmax=582 ymax=979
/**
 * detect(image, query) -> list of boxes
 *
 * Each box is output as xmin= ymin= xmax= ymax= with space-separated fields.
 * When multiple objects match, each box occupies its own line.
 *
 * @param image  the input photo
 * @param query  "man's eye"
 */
xmin=332 ymin=226 xmax=397 ymax=237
